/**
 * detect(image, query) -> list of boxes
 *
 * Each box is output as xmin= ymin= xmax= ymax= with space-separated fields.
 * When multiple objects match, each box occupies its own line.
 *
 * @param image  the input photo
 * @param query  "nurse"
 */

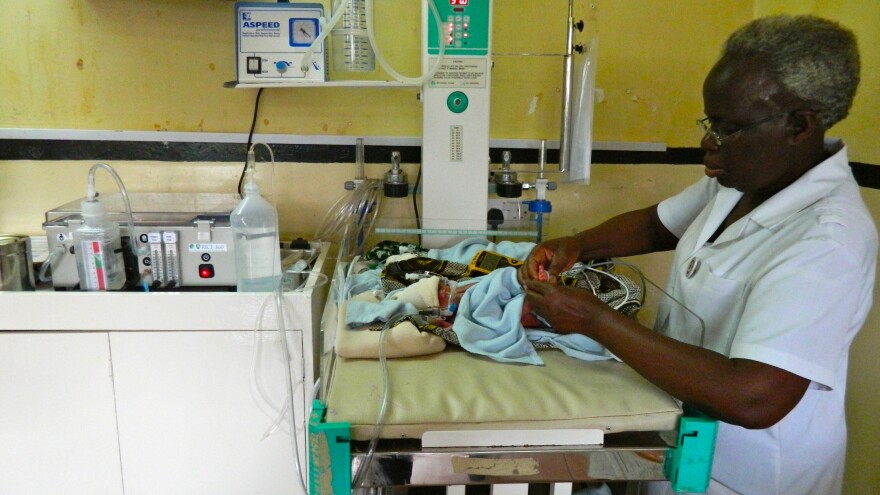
xmin=520 ymin=15 xmax=875 ymax=495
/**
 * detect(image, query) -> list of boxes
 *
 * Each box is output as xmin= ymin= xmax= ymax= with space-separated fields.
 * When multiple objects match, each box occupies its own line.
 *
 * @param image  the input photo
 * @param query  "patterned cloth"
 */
xmin=364 ymin=240 xmax=426 ymax=263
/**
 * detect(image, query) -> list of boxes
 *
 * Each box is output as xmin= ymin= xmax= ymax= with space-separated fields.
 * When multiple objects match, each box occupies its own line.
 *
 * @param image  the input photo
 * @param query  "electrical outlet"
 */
xmin=488 ymin=199 xmax=526 ymax=227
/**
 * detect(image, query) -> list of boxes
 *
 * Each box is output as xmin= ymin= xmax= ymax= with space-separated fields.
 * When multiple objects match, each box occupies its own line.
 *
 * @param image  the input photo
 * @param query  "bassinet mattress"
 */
xmin=323 ymin=347 xmax=682 ymax=441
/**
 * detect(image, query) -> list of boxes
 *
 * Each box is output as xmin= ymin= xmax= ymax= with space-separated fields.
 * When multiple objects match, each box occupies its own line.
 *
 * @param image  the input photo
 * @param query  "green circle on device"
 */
xmin=447 ymin=91 xmax=469 ymax=113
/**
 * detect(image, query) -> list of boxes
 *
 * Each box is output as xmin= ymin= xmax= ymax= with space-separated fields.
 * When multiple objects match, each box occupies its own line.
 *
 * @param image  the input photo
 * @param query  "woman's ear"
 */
xmin=790 ymin=110 xmax=821 ymax=144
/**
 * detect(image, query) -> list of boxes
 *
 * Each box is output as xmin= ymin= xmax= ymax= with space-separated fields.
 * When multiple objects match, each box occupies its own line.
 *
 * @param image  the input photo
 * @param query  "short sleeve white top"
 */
xmin=656 ymin=140 xmax=877 ymax=495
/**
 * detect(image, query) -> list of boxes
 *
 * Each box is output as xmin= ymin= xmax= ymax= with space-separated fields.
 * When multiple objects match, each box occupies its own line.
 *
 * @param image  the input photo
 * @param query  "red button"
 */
xmin=198 ymin=264 xmax=215 ymax=278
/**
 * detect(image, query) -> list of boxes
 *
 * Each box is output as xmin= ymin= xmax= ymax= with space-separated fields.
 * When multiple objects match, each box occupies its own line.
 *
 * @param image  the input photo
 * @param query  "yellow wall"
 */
xmin=753 ymin=0 xmax=880 ymax=164
xmin=2 ymin=1 xmax=877 ymax=158
xmin=1 ymin=1 xmax=879 ymax=493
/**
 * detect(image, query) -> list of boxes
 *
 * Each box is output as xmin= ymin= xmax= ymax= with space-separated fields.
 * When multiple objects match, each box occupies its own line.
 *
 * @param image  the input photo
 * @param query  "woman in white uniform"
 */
xmin=520 ymin=15 xmax=875 ymax=495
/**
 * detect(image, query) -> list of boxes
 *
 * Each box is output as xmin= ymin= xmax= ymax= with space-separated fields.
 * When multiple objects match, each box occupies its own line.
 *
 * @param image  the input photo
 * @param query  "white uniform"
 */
xmin=654 ymin=140 xmax=877 ymax=495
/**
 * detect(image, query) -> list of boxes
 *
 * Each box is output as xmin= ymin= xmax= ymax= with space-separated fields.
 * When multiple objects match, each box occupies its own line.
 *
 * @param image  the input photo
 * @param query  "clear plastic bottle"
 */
xmin=231 ymin=179 xmax=282 ymax=292
xmin=74 ymin=199 xmax=127 ymax=291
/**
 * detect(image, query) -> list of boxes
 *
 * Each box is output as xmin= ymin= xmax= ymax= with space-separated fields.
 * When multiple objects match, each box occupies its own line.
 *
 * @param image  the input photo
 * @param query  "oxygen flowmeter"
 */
xmin=235 ymin=2 xmax=326 ymax=83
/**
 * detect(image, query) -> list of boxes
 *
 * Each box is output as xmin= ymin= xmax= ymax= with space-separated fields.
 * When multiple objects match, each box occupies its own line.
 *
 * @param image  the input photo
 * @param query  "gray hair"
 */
xmin=722 ymin=15 xmax=860 ymax=129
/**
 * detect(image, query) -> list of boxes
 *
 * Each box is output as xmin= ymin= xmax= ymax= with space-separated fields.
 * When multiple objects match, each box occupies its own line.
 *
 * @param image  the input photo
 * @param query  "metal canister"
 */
xmin=0 ymin=235 xmax=36 ymax=291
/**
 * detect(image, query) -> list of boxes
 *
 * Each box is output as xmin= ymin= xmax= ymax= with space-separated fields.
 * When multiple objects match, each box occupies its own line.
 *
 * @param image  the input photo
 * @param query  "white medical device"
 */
xmin=420 ymin=0 xmax=492 ymax=247
xmin=235 ymin=2 xmax=326 ymax=84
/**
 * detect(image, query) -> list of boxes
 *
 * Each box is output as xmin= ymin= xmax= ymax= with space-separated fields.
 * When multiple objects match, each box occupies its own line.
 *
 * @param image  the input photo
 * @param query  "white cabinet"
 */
xmin=0 ymin=245 xmax=330 ymax=495
xmin=111 ymin=331 xmax=307 ymax=495
xmin=0 ymin=333 xmax=124 ymax=495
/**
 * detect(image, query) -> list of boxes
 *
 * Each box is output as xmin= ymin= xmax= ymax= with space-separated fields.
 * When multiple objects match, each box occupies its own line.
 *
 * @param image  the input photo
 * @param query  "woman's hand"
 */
xmin=521 ymin=279 xmax=609 ymax=335
xmin=518 ymin=236 xmax=582 ymax=285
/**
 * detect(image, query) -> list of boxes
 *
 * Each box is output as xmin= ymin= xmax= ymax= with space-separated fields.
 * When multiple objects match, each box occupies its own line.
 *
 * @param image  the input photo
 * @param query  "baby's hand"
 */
xmin=537 ymin=265 xmax=550 ymax=282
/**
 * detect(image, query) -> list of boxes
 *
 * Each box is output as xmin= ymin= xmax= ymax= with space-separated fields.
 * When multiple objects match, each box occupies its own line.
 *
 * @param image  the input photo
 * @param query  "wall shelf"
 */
xmin=223 ymin=80 xmax=420 ymax=89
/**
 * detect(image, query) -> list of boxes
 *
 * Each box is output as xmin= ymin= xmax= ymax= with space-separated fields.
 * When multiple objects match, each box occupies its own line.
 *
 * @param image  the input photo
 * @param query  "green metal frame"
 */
xmin=308 ymin=400 xmax=351 ymax=495
xmin=664 ymin=408 xmax=718 ymax=493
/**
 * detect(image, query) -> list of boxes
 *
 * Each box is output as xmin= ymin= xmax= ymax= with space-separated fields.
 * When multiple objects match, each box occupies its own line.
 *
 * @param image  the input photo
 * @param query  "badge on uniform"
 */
xmin=686 ymin=257 xmax=701 ymax=278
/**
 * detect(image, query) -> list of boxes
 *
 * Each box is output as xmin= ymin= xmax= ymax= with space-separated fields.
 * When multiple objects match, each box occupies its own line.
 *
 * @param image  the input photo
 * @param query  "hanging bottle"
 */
xmin=231 ymin=175 xmax=282 ymax=292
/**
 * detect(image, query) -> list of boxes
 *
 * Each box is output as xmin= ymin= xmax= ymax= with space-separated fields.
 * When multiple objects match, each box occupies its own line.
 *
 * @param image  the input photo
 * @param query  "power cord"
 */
xmin=238 ymin=88 xmax=265 ymax=197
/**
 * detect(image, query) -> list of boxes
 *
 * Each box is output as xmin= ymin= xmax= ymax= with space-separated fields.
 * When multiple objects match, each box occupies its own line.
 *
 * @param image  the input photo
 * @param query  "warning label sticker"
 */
xmin=426 ymin=58 xmax=487 ymax=88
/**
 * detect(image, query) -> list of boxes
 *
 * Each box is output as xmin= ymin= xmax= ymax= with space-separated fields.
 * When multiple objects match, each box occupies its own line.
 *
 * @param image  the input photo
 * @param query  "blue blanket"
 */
xmin=453 ymin=267 xmax=611 ymax=365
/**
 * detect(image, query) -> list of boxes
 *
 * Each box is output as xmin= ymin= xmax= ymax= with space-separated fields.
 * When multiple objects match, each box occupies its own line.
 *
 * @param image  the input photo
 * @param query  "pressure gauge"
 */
xmin=290 ymin=18 xmax=318 ymax=47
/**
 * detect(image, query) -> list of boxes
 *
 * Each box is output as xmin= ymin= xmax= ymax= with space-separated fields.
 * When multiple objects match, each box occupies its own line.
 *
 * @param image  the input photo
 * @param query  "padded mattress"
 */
xmin=323 ymin=347 xmax=682 ymax=441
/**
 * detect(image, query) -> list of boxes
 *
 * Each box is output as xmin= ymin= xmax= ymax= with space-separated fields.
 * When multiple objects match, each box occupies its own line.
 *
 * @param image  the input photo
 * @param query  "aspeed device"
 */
xmin=235 ymin=2 xmax=326 ymax=83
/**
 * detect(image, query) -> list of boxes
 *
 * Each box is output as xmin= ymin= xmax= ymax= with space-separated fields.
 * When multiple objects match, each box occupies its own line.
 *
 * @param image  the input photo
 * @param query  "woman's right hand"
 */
xmin=519 ymin=236 xmax=582 ymax=284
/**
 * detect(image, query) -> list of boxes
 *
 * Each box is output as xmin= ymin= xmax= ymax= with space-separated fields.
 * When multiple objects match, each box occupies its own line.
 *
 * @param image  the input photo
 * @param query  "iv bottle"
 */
xmin=231 ymin=179 xmax=282 ymax=292
xmin=73 ymin=199 xmax=127 ymax=291
xmin=331 ymin=0 xmax=375 ymax=72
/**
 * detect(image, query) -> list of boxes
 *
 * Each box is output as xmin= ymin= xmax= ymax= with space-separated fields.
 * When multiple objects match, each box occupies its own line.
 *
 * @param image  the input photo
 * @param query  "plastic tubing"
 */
xmin=314 ymin=188 xmax=356 ymax=242
xmin=364 ymin=0 xmax=446 ymax=85
xmin=37 ymin=243 xmax=67 ymax=283
xmin=244 ymin=143 xmax=310 ymax=494
xmin=251 ymin=293 xmax=296 ymax=438
xmin=272 ymin=290 xmax=309 ymax=494
xmin=87 ymin=163 xmax=148 ymax=260
xmin=300 ymin=0 xmax=351 ymax=73
xmin=351 ymin=310 xmax=402 ymax=489
xmin=316 ymin=178 xmax=373 ymax=243
xmin=357 ymin=180 xmax=381 ymax=254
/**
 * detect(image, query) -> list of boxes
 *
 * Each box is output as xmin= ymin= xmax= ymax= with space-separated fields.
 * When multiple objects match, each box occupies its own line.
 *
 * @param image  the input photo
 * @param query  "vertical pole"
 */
xmin=558 ymin=0 xmax=576 ymax=175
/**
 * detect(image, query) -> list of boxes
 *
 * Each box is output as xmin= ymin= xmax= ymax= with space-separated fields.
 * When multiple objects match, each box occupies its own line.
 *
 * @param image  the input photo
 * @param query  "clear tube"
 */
xmin=87 ymin=163 xmax=147 ymax=260
xmin=364 ymin=0 xmax=447 ymax=85
xmin=351 ymin=311 xmax=402 ymax=490
xmin=347 ymin=179 xmax=382 ymax=256
xmin=240 ymin=143 xmax=310 ymax=494
xmin=37 ymin=243 xmax=67 ymax=283
xmin=318 ymin=179 xmax=383 ymax=258
xmin=300 ymin=0 xmax=352 ymax=73
xmin=314 ymin=188 xmax=357 ymax=242
xmin=273 ymin=290 xmax=309 ymax=493
xmin=315 ymin=178 xmax=375 ymax=243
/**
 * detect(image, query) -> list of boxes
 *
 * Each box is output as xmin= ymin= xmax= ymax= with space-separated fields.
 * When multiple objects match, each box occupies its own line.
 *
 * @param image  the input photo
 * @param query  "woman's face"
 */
xmin=700 ymin=58 xmax=804 ymax=199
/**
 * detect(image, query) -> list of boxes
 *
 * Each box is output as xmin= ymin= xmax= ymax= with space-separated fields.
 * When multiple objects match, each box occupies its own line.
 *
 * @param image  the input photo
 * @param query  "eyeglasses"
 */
xmin=697 ymin=113 xmax=790 ymax=147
